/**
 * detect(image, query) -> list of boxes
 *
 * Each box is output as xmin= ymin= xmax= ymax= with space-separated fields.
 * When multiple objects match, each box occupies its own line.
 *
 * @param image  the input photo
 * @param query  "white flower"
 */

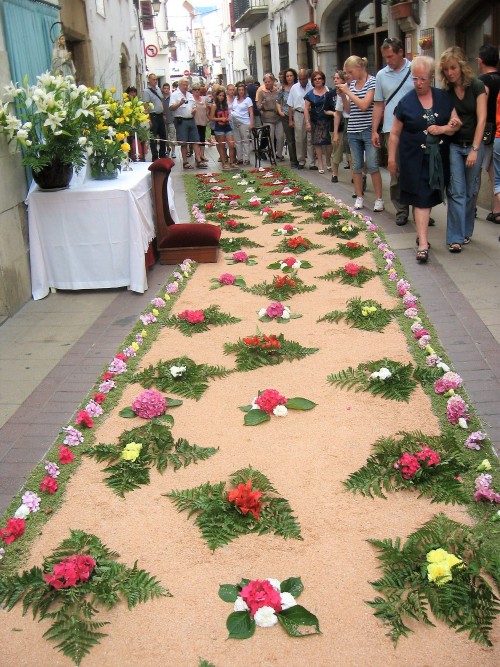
xmin=266 ymin=578 xmax=281 ymax=591
xmin=254 ymin=606 xmax=278 ymax=628
xmin=233 ymin=596 xmax=250 ymax=612
xmin=370 ymin=367 xmax=392 ymax=381
xmin=251 ymin=397 xmax=260 ymax=409
xmin=78 ymin=136 xmax=87 ymax=146
xmin=280 ymin=592 xmax=297 ymax=610
xmin=16 ymin=128 xmax=29 ymax=140
xmin=458 ymin=417 xmax=468 ymax=429
xmin=280 ymin=228 xmax=288 ymax=235
xmin=169 ymin=365 xmax=187 ymax=378
xmin=244 ymin=187 xmax=255 ymax=193
xmin=273 ymin=405 xmax=288 ymax=417
xmin=437 ymin=362 xmax=451 ymax=372
xmin=14 ymin=504 xmax=30 ymax=519
xmin=258 ymin=308 xmax=267 ymax=317
xmin=292 ymin=260 xmax=301 ymax=269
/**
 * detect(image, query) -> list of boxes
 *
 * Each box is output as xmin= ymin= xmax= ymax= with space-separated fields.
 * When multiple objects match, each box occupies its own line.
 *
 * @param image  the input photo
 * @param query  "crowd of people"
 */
xmin=134 ymin=39 xmax=499 ymax=262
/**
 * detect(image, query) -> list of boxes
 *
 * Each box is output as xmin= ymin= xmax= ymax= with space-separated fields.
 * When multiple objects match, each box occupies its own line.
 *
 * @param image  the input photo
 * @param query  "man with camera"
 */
xmin=169 ymin=77 xmax=207 ymax=169
xmin=143 ymin=73 xmax=167 ymax=162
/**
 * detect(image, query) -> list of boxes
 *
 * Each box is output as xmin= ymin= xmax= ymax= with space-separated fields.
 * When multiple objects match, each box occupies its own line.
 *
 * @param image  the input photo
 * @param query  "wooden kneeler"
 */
xmin=148 ymin=159 xmax=221 ymax=264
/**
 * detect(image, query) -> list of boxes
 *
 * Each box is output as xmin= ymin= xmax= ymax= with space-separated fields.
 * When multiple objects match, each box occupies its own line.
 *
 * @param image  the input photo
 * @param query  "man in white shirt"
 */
xmin=372 ymin=38 xmax=414 ymax=225
xmin=169 ymin=77 xmax=206 ymax=169
xmin=288 ymin=69 xmax=316 ymax=169
xmin=143 ymin=73 xmax=167 ymax=161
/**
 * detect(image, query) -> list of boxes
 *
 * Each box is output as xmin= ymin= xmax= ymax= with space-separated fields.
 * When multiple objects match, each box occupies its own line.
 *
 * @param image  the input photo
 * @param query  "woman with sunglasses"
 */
xmin=209 ymin=88 xmax=237 ymax=170
xmin=304 ymin=71 xmax=332 ymax=173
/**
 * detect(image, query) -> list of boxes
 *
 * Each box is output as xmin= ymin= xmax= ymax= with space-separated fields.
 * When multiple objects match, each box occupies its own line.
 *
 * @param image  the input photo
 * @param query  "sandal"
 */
xmin=448 ymin=243 xmax=462 ymax=253
xmin=195 ymin=161 xmax=207 ymax=169
xmin=222 ymin=164 xmax=231 ymax=171
xmin=318 ymin=169 xmax=325 ymax=174
xmin=491 ymin=212 xmax=500 ymax=224
xmin=415 ymin=238 xmax=431 ymax=249
xmin=416 ymin=247 xmax=429 ymax=263
xmin=463 ymin=236 xmax=471 ymax=245
xmin=183 ymin=162 xmax=193 ymax=170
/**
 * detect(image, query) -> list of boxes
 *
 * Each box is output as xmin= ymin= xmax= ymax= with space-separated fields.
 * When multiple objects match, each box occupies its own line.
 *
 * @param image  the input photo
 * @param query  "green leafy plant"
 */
xmin=86 ymin=419 xmax=217 ymax=496
xmin=243 ymin=274 xmax=316 ymax=301
xmin=239 ymin=389 xmax=317 ymax=425
xmin=260 ymin=210 xmax=296 ymax=224
xmin=317 ymin=221 xmax=361 ymax=239
xmin=367 ymin=513 xmax=500 ymax=646
xmin=219 ymin=220 xmax=256 ymax=233
xmin=219 ymin=576 xmax=320 ymax=639
xmin=133 ymin=356 xmax=232 ymax=400
xmin=0 ymin=530 xmax=169 ymax=665
xmin=267 ymin=259 xmax=312 ymax=272
xmin=344 ymin=430 xmax=470 ymax=503
xmin=162 ymin=305 xmax=241 ymax=337
xmin=166 ymin=467 xmax=302 ymax=550
xmin=321 ymin=241 xmax=369 ymax=259
xmin=223 ymin=333 xmax=318 ymax=371
xmin=219 ymin=236 xmax=263 ymax=252
xmin=317 ymin=264 xmax=378 ymax=287
xmin=327 ymin=358 xmax=417 ymax=402
xmin=273 ymin=236 xmax=324 ymax=253
xmin=317 ymin=297 xmax=397 ymax=332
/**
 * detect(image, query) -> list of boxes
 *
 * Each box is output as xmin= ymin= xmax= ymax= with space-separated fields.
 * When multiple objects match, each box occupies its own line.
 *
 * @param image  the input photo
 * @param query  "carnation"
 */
xmin=85 ymin=400 xmax=104 ymax=417
xmin=280 ymin=592 xmax=297 ymax=610
xmin=273 ymin=404 xmax=288 ymax=417
xmin=98 ymin=379 xmax=116 ymax=393
xmin=255 ymin=388 xmax=287 ymax=414
xmin=108 ymin=357 xmax=127 ymax=374
xmin=219 ymin=273 xmax=236 ymax=285
xmin=44 ymin=461 xmax=60 ymax=478
xmin=0 ymin=518 xmax=25 ymax=544
xmin=62 ymin=425 xmax=84 ymax=446
xmin=21 ymin=490 xmax=41 ymax=512
xmin=232 ymin=251 xmax=248 ymax=263
xmin=254 ymin=606 xmax=279 ymax=628
xmin=170 ymin=365 xmax=187 ymax=378
xmin=14 ymin=504 xmax=30 ymax=519
xmin=151 ymin=297 xmax=166 ymax=308
xmin=266 ymin=301 xmax=285 ymax=318
xmin=240 ymin=579 xmax=282 ymax=617
xmin=166 ymin=282 xmax=179 ymax=294
xmin=132 ymin=389 xmax=167 ymax=419
xmin=425 ymin=354 xmax=440 ymax=367
xmin=464 ymin=431 xmax=487 ymax=451
xmin=344 ymin=262 xmax=360 ymax=276
xmin=233 ymin=596 xmax=250 ymax=612
xmin=446 ymin=395 xmax=469 ymax=425
xmin=58 ymin=446 xmax=75 ymax=464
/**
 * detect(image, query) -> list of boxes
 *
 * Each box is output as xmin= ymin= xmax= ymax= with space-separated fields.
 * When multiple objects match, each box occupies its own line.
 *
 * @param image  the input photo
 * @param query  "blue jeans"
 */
xmin=347 ymin=128 xmax=379 ymax=173
xmin=446 ymin=142 xmax=484 ymax=244
xmin=494 ymin=137 xmax=500 ymax=196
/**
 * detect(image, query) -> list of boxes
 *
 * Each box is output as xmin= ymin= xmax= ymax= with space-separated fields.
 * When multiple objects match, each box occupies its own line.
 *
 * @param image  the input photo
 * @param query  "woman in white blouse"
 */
xmin=231 ymin=83 xmax=254 ymax=165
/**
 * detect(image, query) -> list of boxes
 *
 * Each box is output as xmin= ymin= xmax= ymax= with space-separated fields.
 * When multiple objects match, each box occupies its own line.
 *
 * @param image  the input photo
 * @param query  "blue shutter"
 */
xmin=1 ymin=0 xmax=60 ymax=85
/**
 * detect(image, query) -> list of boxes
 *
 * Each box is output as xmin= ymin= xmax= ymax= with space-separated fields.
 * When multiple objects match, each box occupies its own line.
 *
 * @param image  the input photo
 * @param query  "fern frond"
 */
xmin=43 ymin=613 xmax=108 ymax=666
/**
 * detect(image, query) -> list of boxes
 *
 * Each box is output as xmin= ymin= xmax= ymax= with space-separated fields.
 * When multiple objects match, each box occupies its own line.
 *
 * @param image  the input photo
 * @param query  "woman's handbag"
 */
xmin=483 ymin=121 xmax=494 ymax=145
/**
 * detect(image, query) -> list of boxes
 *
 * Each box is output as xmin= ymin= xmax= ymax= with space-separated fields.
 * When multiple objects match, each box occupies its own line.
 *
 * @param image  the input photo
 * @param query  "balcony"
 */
xmin=233 ymin=0 xmax=268 ymax=30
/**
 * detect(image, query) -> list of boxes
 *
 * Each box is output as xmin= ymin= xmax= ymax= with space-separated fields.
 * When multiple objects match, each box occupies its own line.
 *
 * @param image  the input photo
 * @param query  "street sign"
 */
xmin=183 ymin=69 xmax=190 ymax=76
xmin=145 ymin=44 xmax=158 ymax=57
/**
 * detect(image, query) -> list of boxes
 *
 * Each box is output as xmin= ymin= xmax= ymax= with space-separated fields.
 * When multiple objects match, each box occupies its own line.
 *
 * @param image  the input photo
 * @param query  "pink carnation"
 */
xmin=232 ymin=251 xmax=248 ymax=263
xmin=265 ymin=301 xmax=285 ymax=318
xmin=446 ymin=395 xmax=469 ymax=425
xmin=404 ymin=307 xmax=419 ymax=318
xmin=151 ymin=297 xmax=166 ymax=308
xmin=132 ymin=389 xmax=167 ymax=419
xmin=219 ymin=273 xmax=236 ymax=285
xmin=434 ymin=372 xmax=462 ymax=394
xmin=465 ymin=431 xmax=487 ymax=451
xmin=415 ymin=445 xmax=441 ymax=467
xmin=394 ymin=452 xmax=421 ymax=479
xmin=282 ymin=257 xmax=296 ymax=267
xmin=254 ymin=388 xmax=287 ymax=414
xmin=240 ymin=579 xmax=282 ymax=617
xmin=178 ymin=309 xmax=205 ymax=324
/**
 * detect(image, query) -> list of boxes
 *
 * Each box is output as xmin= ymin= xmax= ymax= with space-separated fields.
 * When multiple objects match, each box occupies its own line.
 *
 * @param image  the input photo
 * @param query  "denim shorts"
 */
xmin=174 ymin=117 xmax=198 ymax=144
xmin=214 ymin=126 xmax=234 ymax=136
xmin=347 ymin=128 xmax=379 ymax=173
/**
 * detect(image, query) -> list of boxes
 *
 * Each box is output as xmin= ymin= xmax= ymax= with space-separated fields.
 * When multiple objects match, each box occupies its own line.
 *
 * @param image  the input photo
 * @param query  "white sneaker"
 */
xmin=374 ymin=198 xmax=385 ymax=212
xmin=354 ymin=197 xmax=364 ymax=210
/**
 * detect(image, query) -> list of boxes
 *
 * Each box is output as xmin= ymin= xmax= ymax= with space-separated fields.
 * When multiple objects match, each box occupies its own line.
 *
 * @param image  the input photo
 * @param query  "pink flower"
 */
xmin=44 ymin=462 xmax=60 ymax=478
xmin=166 ymin=282 xmax=179 ymax=294
xmin=414 ymin=328 xmax=429 ymax=340
xmin=98 ymin=379 xmax=116 ymax=394
xmin=344 ymin=262 xmax=360 ymax=276
xmin=465 ymin=431 xmax=487 ymax=451
xmin=265 ymin=301 xmax=285 ymax=318
xmin=283 ymin=224 xmax=294 ymax=231
xmin=397 ymin=279 xmax=411 ymax=295
xmin=404 ymin=307 xmax=419 ymax=318
xmin=178 ymin=309 xmax=205 ymax=324
xmin=446 ymin=395 xmax=469 ymax=425
xmin=388 ymin=270 xmax=398 ymax=281
xmin=85 ymin=400 xmax=104 ymax=417
xmin=0 ymin=518 xmax=25 ymax=544
xmin=402 ymin=293 xmax=418 ymax=306
xmin=58 ymin=446 xmax=74 ymax=464
xmin=434 ymin=372 xmax=462 ymax=394
xmin=21 ymin=491 xmax=41 ymax=512
xmin=62 ymin=425 xmax=84 ymax=446
xmin=44 ymin=554 xmax=96 ymax=589
xmin=40 ymin=476 xmax=58 ymax=494
xmin=254 ymin=388 xmax=287 ymax=414
xmin=415 ymin=445 xmax=441 ymax=467
xmin=75 ymin=410 xmax=94 ymax=428
xmin=219 ymin=273 xmax=236 ymax=285
xmin=240 ymin=579 xmax=282 ymax=617
xmin=151 ymin=297 xmax=166 ymax=308
xmin=394 ymin=452 xmax=421 ymax=479
xmin=282 ymin=257 xmax=296 ymax=268
xmin=140 ymin=312 xmax=157 ymax=325
xmin=132 ymin=389 xmax=167 ymax=419
xmin=232 ymin=251 xmax=248 ymax=263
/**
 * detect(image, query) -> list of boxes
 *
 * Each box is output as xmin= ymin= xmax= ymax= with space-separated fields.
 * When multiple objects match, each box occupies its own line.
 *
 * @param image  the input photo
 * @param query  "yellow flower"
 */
xmin=110 ymin=86 xmax=116 ymax=93
xmin=121 ymin=441 xmax=142 ymax=462
xmin=152 ymin=308 xmax=159 ymax=316
xmin=141 ymin=329 xmax=148 ymax=337
xmin=121 ymin=142 xmax=131 ymax=153
xmin=116 ymin=132 xmax=125 ymax=141
xmin=131 ymin=341 xmax=140 ymax=351
xmin=164 ymin=294 xmax=171 ymax=300
xmin=427 ymin=561 xmax=452 ymax=585
xmin=116 ymin=117 xmax=125 ymax=124
xmin=426 ymin=548 xmax=450 ymax=563
xmin=303 ymin=195 xmax=313 ymax=200
xmin=477 ymin=459 xmax=492 ymax=471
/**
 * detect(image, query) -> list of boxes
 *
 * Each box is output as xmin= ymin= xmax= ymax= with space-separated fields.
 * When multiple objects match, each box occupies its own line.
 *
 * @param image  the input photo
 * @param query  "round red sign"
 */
xmin=145 ymin=44 xmax=158 ymax=57
xmin=183 ymin=69 xmax=190 ymax=76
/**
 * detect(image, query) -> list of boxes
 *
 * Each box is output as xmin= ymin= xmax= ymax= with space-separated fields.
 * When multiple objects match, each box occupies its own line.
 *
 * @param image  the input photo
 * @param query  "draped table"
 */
xmin=27 ymin=162 xmax=170 ymax=300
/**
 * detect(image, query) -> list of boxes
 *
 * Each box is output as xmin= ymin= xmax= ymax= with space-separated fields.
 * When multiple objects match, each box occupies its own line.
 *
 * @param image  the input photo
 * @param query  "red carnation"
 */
xmin=101 ymin=372 xmax=115 ymax=381
xmin=240 ymin=579 xmax=282 ymax=617
xmin=58 ymin=446 xmax=75 ymax=464
xmin=321 ymin=210 xmax=332 ymax=218
xmin=40 ymin=476 xmax=58 ymax=494
xmin=344 ymin=262 xmax=360 ymax=276
xmin=75 ymin=410 xmax=94 ymax=428
xmin=93 ymin=392 xmax=106 ymax=404
xmin=227 ymin=480 xmax=263 ymax=520
xmin=115 ymin=353 xmax=127 ymax=362
xmin=346 ymin=242 xmax=359 ymax=248
xmin=0 ymin=518 xmax=26 ymax=544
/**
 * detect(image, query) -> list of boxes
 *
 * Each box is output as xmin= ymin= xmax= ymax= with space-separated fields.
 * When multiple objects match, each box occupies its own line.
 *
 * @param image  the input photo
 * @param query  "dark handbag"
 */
xmin=483 ymin=121 xmax=494 ymax=145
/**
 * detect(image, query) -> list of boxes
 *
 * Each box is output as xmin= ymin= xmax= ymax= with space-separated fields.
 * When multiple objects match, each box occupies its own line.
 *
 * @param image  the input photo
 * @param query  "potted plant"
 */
xmin=419 ymin=36 xmax=433 ymax=50
xmin=303 ymin=22 xmax=320 ymax=46
xmin=0 ymin=72 xmax=100 ymax=189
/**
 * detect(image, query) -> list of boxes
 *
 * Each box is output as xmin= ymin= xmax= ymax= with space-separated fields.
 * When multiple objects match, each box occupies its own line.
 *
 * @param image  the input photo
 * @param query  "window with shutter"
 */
xmin=140 ymin=1 xmax=154 ymax=30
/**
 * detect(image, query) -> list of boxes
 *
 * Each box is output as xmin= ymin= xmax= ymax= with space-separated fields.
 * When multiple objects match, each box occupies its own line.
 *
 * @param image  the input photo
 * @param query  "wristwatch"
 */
xmin=471 ymin=144 xmax=479 ymax=151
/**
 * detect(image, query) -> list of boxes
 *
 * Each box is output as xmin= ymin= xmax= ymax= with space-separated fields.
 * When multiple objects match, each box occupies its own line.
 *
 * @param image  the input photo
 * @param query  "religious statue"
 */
xmin=51 ymin=34 xmax=76 ymax=78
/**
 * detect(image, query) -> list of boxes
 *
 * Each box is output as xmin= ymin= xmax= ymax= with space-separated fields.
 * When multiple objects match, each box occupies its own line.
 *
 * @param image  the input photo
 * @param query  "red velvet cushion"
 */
xmin=148 ymin=158 xmax=175 ymax=172
xmin=165 ymin=223 xmax=221 ymax=247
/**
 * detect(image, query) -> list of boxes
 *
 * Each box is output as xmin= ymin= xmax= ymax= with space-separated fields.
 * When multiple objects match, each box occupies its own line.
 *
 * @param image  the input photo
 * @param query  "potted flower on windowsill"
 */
xmin=0 ymin=72 xmax=100 ymax=189
xmin=303 ymin=22 xmax=320 ymax=46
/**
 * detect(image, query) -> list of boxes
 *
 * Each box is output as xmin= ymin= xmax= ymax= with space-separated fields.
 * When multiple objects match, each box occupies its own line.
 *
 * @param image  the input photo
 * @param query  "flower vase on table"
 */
xmin=32 ymin=159 xmax=74 ymax=190
xmin=89 ymin=157 xmax=120 ymax=180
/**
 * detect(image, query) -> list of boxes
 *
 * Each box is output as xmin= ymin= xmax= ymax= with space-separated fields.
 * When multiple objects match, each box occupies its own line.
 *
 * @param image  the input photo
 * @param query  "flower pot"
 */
xmin=390 ymin=2 xmax=414 ymax=20
xmin=32 ymin=160 xmax=73 ymax=190
xmin=308 ymin=35 xmax=320 ymax=46
xmin=90 ymin=160 xmax=120 ymax=180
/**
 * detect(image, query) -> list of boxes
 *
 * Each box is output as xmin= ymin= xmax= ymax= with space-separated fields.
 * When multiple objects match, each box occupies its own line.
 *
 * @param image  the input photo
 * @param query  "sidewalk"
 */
xmin=0 ymin=148 xmax=499 ymax=515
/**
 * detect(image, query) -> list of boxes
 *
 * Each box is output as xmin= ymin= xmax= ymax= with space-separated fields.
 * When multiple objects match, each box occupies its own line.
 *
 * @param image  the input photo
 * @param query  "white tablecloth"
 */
xmin=27 ymin=163 xmax=159 ymax=300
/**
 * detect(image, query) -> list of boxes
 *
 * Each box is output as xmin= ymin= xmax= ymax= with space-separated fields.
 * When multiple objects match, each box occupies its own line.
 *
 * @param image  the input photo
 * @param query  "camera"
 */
xmin=184 ymin=99 xmax=189 ymax=104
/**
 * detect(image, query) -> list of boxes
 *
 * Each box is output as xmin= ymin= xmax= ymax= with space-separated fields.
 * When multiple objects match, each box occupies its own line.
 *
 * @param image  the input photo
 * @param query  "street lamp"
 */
xmin=151 ymin=1 xmax=161 ymax=15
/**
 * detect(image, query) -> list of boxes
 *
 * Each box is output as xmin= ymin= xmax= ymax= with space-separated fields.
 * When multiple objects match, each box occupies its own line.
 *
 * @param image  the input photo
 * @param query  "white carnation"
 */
xmin=458 ymin=417 xmax=468 ymax=429
xmin=14 ymin=504 xmax=30 ymax=519
xmin=292 ymin=261 xmax=301 ymax=269
xmin=258 ymin=308 xmax=267 ymax=317
xmin=436 ymin=361 xmax=450 ymax=372
xmin=280 ymin=592 xmax=297 ymax=610
xmin=266 ymin=578 xmax=281 ymax=591
xmin=253 ymin=606 xmax=278 ymax=628
xmin=280 ymin=310 xmax=290 ymax=320
xmin=169 ymin=365 xmax=186 ymax=378
xmin=233 ymin=596 xmax=250 ymax=612
xmin=273 ymin=405 xmax=288 ymax=417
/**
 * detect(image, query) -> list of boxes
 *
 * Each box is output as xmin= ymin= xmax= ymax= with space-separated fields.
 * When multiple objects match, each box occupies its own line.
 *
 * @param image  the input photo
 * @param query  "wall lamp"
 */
xmin=139 ymin=0 xmax=161 ymax=20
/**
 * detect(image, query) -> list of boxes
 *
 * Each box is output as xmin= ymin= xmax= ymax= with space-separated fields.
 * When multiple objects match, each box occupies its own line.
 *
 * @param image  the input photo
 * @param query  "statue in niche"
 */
xmin=51 ymin=34 xmax=76 ymax=78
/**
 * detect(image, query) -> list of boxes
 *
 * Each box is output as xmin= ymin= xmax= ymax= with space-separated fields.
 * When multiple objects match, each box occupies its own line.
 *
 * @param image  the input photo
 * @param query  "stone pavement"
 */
xmin=0 ymin=147 xmax=499 ymax=515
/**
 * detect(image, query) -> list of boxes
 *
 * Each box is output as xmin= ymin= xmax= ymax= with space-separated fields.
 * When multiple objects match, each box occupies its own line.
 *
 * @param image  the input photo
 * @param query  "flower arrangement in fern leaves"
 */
xmin=318 ymin=262 xmax=378 ymax=287
xmin=165 ymin=467 xmax=302 ymax=550
xmin=119 ymin=389 xmax=183 ymax=420
xmin=267 ymin=257 xmax=312 ymax=272
xmin=240 ymin=388 xmax=316 ymax=425
xmin=219 ymin=576 xmax=320 ymax=638
xmin=327 ymin=358 xmax=418 ymax=402
xmin=367 ymin=513 xmax=500 ymax=646
xmin=257 ymin=301 xmax=302 ymax=323
xmin=0 ymin=530 xmax=169 ymax=666
xmin=219 ymin=218 xmax=256 ymax=233
xmin=244 ymin=273 xmax=316 ymax=301
xmin=271 ymin=224 xmax=304 ymax=236
xmin=343 ymin=430 xmax=470 ymax=504
xmin=210 ymin=273 xmax=247 ymax=289
xmin=219 ymin=236 xmax=263 ymax=252
xmin=317 ymin=221 xmax=361 ymax=239
xmin=86 ymin=418 xmax=217 ymax=496
xmin=260 ymin=209 xmax=296 ymax=224
xmin=223 ymin=333 xmax=318 ymax=371
xmin=321 ymin=241 xmax=369 ymax=259
xmin=273 ymin=235 xmax=324 ymax=254
xmin=163 ymin=305 xmax=241 ymax=336
xmin=317 ymin=297 xmax=398 ymax=332
xmin=133 ymin=355 xmax=232 ymax=400
xmin=225 ymin=250 xmax=258 ymax=265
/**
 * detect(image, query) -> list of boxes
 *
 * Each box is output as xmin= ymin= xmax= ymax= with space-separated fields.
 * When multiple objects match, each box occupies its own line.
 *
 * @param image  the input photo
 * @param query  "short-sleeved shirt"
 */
xmin=193 ymin=96 xmax=208 ymax=126
xmin=346 ymin=75 xmax=376 ymax=132
xmin=162 ymin=94 xmax=174 ymax=124
xmin=374 ymin=59 xmax=413 ymax=132
xmin=170 ymin=89 xmax=196 ymax=119
xmin=448 ymin=78 xmax=486 ymax=144
xmin=479 ymin=71 xmax=500 ymax=123
xmin=277 ymin=87 xmax=291 ymax=114
xmin=143 ymin=85 xmax=164 ymax=114
xmin=287 ymin=81 xmax=312 ymax=111
xmin=231 ymin=96 xmax=253 ymax=123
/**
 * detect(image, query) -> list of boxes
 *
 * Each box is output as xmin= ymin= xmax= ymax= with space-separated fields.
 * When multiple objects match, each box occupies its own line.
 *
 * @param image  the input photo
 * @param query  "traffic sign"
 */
xmin=183 ymin=69 xmax=190 ymax=76
xmin=145 ymin=44 xmax=158 ymax=57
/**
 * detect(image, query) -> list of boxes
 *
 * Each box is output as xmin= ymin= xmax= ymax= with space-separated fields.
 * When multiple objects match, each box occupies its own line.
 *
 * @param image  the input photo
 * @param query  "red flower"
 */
xmin=254 ymin=388 xmax=287 ymax=414
xmin=0 ymin=518 xmax=26 ymax=544
xmin=240 ymin=579 xmax=282 ymax=617
xmin=321 ymin=210 xmax=332 ymax=219
xmin=44 ymin=554 xmax=96 ymax=589
xmin=243 ymin=334 xmax=280 ymax=350
xmin=93 ymin=392 xmax=107 ymax=404
xmin=394 ymin=452 xmax=421 ymax=479
xmin=413 ymin=328 xmax=430 ymax=340
xmin=75 ymin=410 xmax=94 ymax=428
xmin=282 ymin=257 xmax=296 ymax=267
xmin=178 ymin=309 xmax=205 ymax=324
xmin=101 ymin=372 xmax=115 ymax=381
xmin=344 ymin=262 xmax=360 ymax=276
xmin=40 ymin=476 xmax=58 ymax=494
xmin=225 ymin=219 xmax=238 ymax=228
xmin=58 ymin=446 xmax=74 ymax=464
xmin=217 ymin=212 xmax=224 ymax=219
xmin=287 ymin=236 xmax=309 ymax=249
xmin=227 ymin=480 xmax=263 ymax=520
xmin=270 ymin=210 xmax=286 ymax=220
xmin=346 ymin=242 xmax=359 ymax=248
xmin=415 ymin=445 xmax=441 ymax=467
xmin=205 ymin=202 xmax=214 ymax=211
xmin=250 ymin=200 xmax=260 ymax=207
xmin=274 ymin=275 xmax=297 ymax=289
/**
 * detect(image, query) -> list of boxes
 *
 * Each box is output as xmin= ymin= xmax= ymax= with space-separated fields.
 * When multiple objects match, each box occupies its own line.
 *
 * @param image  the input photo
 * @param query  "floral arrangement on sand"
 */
xmin=244 ymin=273 xmax=316 ymax=301
xmin=223 ymin=333 xmax=318 ymax=371
xmin=317 ymin=262 xmax=378 ymax=287
xmin=162 ymin=305 xmax=241 ymax=336
xmin=318 ymin=297 xmax=398 ymax=332
xmin=239 ymin=388 xmax=316 ymax=425
xmin=267 ymin=257 xmax=312 ymax=272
